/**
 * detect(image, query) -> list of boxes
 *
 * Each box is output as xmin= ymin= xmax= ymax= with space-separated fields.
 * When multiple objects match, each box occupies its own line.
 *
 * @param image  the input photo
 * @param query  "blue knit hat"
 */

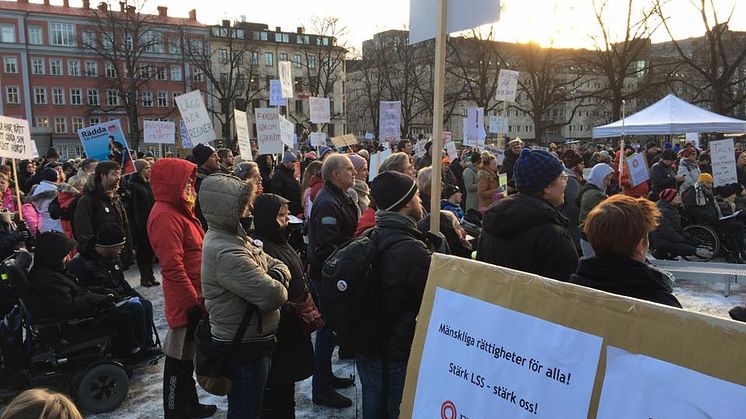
xmin=514 ymin=148 xmax=565 ymax=193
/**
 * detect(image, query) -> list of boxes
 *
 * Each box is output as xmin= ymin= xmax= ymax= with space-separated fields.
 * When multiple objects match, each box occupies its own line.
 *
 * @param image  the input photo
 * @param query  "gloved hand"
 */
xmin=185 ymin=305 xmax=205 ymax=342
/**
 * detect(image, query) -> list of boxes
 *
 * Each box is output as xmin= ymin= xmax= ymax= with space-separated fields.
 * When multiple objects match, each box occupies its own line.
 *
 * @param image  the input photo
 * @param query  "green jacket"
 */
xmin=578 ymin=185 xmax=606 ymax=229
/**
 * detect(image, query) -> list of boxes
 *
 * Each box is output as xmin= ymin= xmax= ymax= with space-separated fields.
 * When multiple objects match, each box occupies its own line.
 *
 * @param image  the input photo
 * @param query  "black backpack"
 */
xmin=48 ymin=195 xmax=79 ymax=221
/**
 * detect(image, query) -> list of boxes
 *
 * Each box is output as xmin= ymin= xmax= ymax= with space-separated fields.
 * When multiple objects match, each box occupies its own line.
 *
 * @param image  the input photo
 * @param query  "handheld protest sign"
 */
xmin=77 ymin=119 xmax=136 ymax=175
xmin=234 ymin=109 xmax=253 ymax=161
xmin=0 ymin=116 xmax=34 ymax=221
xmin=175 ymin=90 xmax=215 ymax=146
xmin=400 ymin=254 xmax=746 ymax=418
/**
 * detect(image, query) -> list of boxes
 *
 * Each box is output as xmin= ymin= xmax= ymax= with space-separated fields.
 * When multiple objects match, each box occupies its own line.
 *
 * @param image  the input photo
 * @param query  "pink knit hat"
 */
xmin=347 ymin=153 xmax=367 ymax=171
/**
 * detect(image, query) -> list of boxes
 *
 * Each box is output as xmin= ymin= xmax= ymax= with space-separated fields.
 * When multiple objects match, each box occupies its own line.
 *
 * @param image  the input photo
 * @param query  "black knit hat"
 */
xmin=39 ymin=167 xmax=58 ymax=182
xmin=44 ymin=147 xmax=59 ymax=160
xmin=96 ymin=223 xmax=126 ymax=247
xmin=443 ymin=184 xmax=461 ymax=199
xmin=34 ymin=231 xmax=76 ymax=269
xmin=191 ymin=143 xmax=216 ymax=166
xmin=561 ymin=150 xmax=583 ymax=169
xmin=661 ymin=149 xmax=677 ymax=161
xmin=514 ymin=148 xmax=565 ymax=193
xmin=370 ymin=171 xmax=417 ymax=212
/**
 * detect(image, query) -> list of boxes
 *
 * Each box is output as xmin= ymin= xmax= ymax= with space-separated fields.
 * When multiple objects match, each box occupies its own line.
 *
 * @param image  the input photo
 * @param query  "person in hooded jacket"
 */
xmin=252 ymin=194 xmax=314 ymax=419
xmin=570 ymin=194 xmax=682 ymax=308
xmin=269 ymin=151 xmax=303 ymax=216
xmin=147 ymin=159 xmax=216 ymax=419
xmin=200 ymin=174 xmax=290 ymax=419
xmin=577 ymin=163 xmax=614 ymax=256
xmin=29 ymin=167 xmax=61 ymax=233
xmin=677 ymin=146 xmax=700 ymax=195
xmin=128 ymin=159 xmax=158 ymax=287
xmin=477 ymin=149 xmax=578 ymax=281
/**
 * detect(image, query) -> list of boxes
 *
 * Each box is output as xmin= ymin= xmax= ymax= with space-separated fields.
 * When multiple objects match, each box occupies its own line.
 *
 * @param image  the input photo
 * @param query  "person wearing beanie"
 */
xmin=477 ymin=149 xmax=578 ymax=281
xmin=649 ymin=148 xmax=681 ymax=202
xmin=677 ymin=146 xmax=701 ymax=194
xmin=346 ymin=153 xmax=370 ymax=216
xmin=441 ymin=184 xmax=464 ymax=220
xmin=462 ymin=151 xmax=482 ymax=212
xmin=416 ymin=140 xmax=433 ymax=170
xmin=269 ymin=150 xmax=303 ymax=216
xmin=318 ymin=145 xmax=334 ymax=161
xmin=650 ymin=189 xmax=698 ymax=259
xmin=645 ymin=142 xmax=660 ymax=168
xmin=698 ymin=151 xmax=712 ymax=175
xmin=191 ymin=143 xmax=220 ymax=230
xmin=500 ymin=138 xmax=524 ymax=188
xmin=357 ymin=148 xmax=370 ymax=161
xmin=560 ymin=149 xmax=585 ymax=252
xmin=127 ymin=159 xmax=158 ymax=287
xmin=359 ymin=170 xmax=432 ymax=419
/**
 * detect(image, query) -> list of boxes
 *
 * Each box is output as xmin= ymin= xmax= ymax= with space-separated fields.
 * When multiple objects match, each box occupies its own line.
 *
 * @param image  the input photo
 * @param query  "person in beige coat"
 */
xmin=199 ymin=173 xmax=290 ymax=419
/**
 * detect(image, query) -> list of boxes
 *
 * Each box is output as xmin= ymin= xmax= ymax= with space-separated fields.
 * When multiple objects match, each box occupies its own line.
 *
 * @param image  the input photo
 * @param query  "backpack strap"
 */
xmin=231 ymin=303 xmax=260 ymax=345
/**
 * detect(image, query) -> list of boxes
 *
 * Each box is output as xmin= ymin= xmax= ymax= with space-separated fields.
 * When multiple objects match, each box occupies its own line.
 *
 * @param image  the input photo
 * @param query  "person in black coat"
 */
xmin=570 ymin=194 xmax=682 ymax=308
xmin=127 ymin=160 xmax=159 ymax=286
xmin=499 ymin=139 xmax=523 ymax=189
xmin=650 ymin=189 xmax=697 ymax=259
xmin=649 ymin=149 xmax=681 ymax=200
xmin=253 ymin=194 xmax=314 ymax=419
xmin=269 ymin=151 xmax=303 ymax=216
xmin=478 ymin=149 xmax=578 ymax=281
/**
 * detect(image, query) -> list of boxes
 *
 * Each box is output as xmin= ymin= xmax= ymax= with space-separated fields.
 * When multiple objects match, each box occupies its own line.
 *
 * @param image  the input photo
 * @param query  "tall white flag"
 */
xmin=409 ymin=0 xmax=501 ymax=44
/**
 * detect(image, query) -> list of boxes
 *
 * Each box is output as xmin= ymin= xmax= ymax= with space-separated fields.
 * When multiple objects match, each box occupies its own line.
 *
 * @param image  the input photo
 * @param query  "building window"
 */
xmin=275 ymin=33 xmax=289 ymax=43
xmin=72 ymin=117 xmax=84 ymax=132
xmin=190 ymin=39 xmax=202 ymax=54
xmin=170 ymin=66 xmax=182 ymax=81
xmin=250 ymin=52 xmax=258 ymax=65
xmin=145 ymin=30 xmax=162 ymax=53
xmin=85 ymin=61 xmax=97 ymax=77
xmin=102 ymin=32 xmax=113 ymax=49
xmin=105 ymin=63 xmax=116 ymax=78
xmin=107 ymin=89 xmax=119 ymax=106
xmin=52 ymin=88 xmax=65 ymax=105
xmin=4 ymin=57 xmax=17 ymax=74
xmin=5 ymin=86 xmax=20 ymax=104
xmin=67 ymin=60 xmax=80 ymax=77
xmin=294 ymin=53 xmax=302 ymax=68
xmin=89 ymin=117 xmax=100 ymax=126
xmin=87 ymin=88 xmax=99 ymax=105
xmin=0 ymin=25 xmax=15 ymax=43
xmin=140 ymin=65 xmax=152 ymax=79
xmin=218 ymin=48 xmax=228 ymax=64
xmin=54 ymin=117 xmax=67 ymax=133
xmin=50 ymin=59 xmax=63 ymax=76
xmin=33 ymin=87 xmax=47 ymax=104
xmin=49 ymin=22 xmax=75 ymax=47
xmin=155 ymin=67 xmax=166 ymax=80
xmin=252 ymin=31 xmax=268 ymax=41
xmin=264 ymin=52 xmax=274 ymax=67
xmin=308 ymin=55 xmax=317 ymax=70
xmin=31 ymin=58 xmax=45 ymax=75
xmin=192 ymin=69 xmax=203 ymax=82
xmin=28 ymin=26 xmax=42 ymax=45
xmin=157 ymin=91 xmax=168 ymax=107
xmin=70 ymin=88 xmax=82 ymax=105
xmin=168 ymin=38 xmax=180 ymax=54
xmin=279 ymin=52 xmax=288 ymax=62
xmin=35 ymin=116 xmax=49 ymax=128
xmin=295 ymin=100 xmax=303 ymax=114
xmin=141 ymin=91 xmax=153 ymax=107
xmin=82 ymin=30 xmax=95 ymax=47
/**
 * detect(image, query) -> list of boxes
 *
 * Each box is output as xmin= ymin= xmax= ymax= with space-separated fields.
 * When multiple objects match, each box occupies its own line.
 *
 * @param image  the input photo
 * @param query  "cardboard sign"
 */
xmin=463 ymin=107 xmax=486 ymax=147
xmin=175 ymin=90 xmax=215 ymax=145
xmin=489 ymin=115 xmax=509 ymax=134
xmin=330 ymin=134 xmax=358 ymax=148
xmin=0 ymin=116 xmax=33 ymax=160
xmin=711 ymin=138 xmax=737 ymax=187
xmin=269 ymin=80 xmax=286 ymax=107
xmin=143 ymin=120 xmax=175 ymax=144
xmin=279 ymin=115 xmax=295 ymax=147
xmin=255 ymin=108 xmax=283 ymax=155
xmin=77 ymin=119 xmax=135 ymax=175
xmin=278 ymin=61 xmax=293 ymax=99
xmin=379 ymin=101 xmax=401 ymax=143
xmin=309 ymin=97 xmax=331 ymax=124
xmin=408 ymin=0 xmax=501 ymax=44
xmin=495 ymin=69 xmax=520 ymax=102
xmin=310 ymin=132 xmax=326 ymax=147
xmin=625 ymin=152 xmax=649 ymax=187
xmin=400 ymin=254 xmax=746 ymax=418
xmin=234 ymin=109 xmax=253 ymax=161
xmin=179 ymin=120 xmax=194 ymax=149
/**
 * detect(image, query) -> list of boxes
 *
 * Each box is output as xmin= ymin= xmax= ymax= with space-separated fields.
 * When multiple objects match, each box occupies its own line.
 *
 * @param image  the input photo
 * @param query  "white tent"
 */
xmin=592 ymin=94 xmax=746 ymax=138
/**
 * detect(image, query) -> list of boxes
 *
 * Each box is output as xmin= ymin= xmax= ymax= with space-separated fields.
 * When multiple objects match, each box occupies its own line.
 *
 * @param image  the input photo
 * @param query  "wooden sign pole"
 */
xmin=429 ymin=0 xmax=447 ymax=234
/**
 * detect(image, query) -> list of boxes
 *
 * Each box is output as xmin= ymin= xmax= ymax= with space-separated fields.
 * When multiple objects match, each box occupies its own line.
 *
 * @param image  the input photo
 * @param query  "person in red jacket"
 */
xmin=147 ymin=158 xmax=216 ymax=419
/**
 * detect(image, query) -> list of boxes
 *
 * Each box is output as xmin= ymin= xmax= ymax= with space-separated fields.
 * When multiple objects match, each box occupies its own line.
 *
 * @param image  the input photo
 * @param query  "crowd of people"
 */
xmin=1 ymin=134 xmax=745 ymax=419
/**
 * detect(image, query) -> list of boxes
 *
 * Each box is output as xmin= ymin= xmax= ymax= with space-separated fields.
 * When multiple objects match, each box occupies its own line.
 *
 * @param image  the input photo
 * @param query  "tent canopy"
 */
xmin=592 ymin=94 xmax=746 ymax=138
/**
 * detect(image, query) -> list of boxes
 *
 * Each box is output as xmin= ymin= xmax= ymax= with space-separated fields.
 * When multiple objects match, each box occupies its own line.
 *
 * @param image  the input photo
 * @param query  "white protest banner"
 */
xmin=408 ymin=0 xmax=500 ymax=44
xmin=414 ymin=140 xmax=427 ymax=159
xmin=711 ymin=138 xmax=737 ymax=187
xmin=175 ymin=90 xmax=214 ymax=145
xmin=269 ymin=80 xmax=286 ymax=107
xmin=0 ymin=116 xmax=33 ymax=160
xmin=489 ymin=115 xmax=509 ymax=134
xmin=597 ymin=346 xmax=746 ymax=419
xmin=443 ymin=131 xmax=453 ymax=144
xmin=495 ymin=69 xmax=520 ymax=102
xmin=364 ymin=132 xmax=374 ymax=141
xmin=233 ymin=109 xmax=253 ymax=161
xmin=143 ymin=120 xmax=176 ymax=145
xmin=278 ymin=61 xmax=293 ymax=99
xmin=309 ymin=97 xmax=331 ymax=124
xmin=445 ymin=141 xmax=458 ymax=162
xmin=624 ymin=153 xmax=649 ymax=187
xmin=464 ymin=107 xmax=486 ymax=147
xmin=255 ymin=108 xmax=283 ymax=155
xmin=310 ymin=132 xmax=326 ymax=147
xmin=379 ymin=101 xmax=401 ymax=143
xmin=279 ymin=115 xmax=295 ymax=147
xmin=368 ymin=152 xmax=381 ymax=182
xmin=685 ymin=132 xmax=700 ymax=148
xmin=30 ymin=138 xmax=39 ymax=158
xmin=411 ymin=287 xmax=602 ymax=418
xmin=179 ymin=120 xmax=194 ymax=149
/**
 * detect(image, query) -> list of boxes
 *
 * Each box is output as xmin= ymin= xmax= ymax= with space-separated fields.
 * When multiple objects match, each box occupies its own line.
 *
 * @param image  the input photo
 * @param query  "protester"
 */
xmin=477 ymin=152 xmax=500 ymax=212
xmin=618 ymin=148 xmax=649 ymax=198
xmin=233 ymin=161 xmax=263 ymax=192
xmin=418 ymin=210 xmax=472 ymax=258
xmin=78 ymin=159 xmax=97 ymax=175
xmin=257 ymin=154 xmax=275 ymax=193
xmin=200 ymin=174 xmax=289 ymax=419
xmin=416 ymin=167 xmax=433 ymax=214
xmin=269 ymin=151 xmax=303 ymax=216
xmin=577 ymin=163 xmax=614 ymax=256
xmin=649 ymin=149 xmax=680 ymax=200
xmin=650 ymin=189 xmax=698 ymax=259
xmin=301 ymin=160 xmax=324 ymax=220
xmin=396 ymin=139 xmax=413 ymax=155
xmin=0 ymin=209 xmax=28 ymax=261
xmin=346 ymin=153 xmax=370 ymax=216
xmin=0 ymin=388 xmax=82 ymax=419
xmin=736 ymin=151 xmax=746 ymax=187
xmin=644 ymin=142 xmax=660 ymax=168
xmin=56 ymin=174 xmax=88 ymax=242
xmin=29 ymin=167 xmax=61 ymax=233
xmin=415 ymin=141 xmax=433 ymax=170
xmin=570 ymin=194 xmax=682 ymax=308
xmin=677 ymin=146 xmax=700 ymax=194
xmin=17 ymin=159 xmax=36 ymax=194
xmin=462 ymin=151 xmax=482 ymax=212
xmin=500 ymin=138 xmax=523 ymax=187
xmin=191 ymin=144 xmax=221 ymax=230
xmin=560 ymin=150 xmax=584 ymax=251
xmin=379 ymin=152 xmax=416 ymax=178
xmin=477 ymin=149 xmax=578 ymax=281
xmin=440 ymin=185 xmax=464 ymax=220
xmin=699 ymin=151 xmax=712 ymax=174
xmin=217 ymin=148 xmax=235 ymax=173
xmin=127 ymin=159 xmax=158 ymax=287
xmin=307 ymin=154 xmax=358 ymax=408
xmin=147 ymin=158 xmax=216 ymax=419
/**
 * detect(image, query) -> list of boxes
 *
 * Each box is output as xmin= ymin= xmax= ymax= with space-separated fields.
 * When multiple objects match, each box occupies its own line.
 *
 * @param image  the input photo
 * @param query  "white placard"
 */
xmin=412 ymin=287 xmax=602 ymax=418
xmin=309 ymin=97 xmax=331 ymax=124
xmin=0 ymin=116 xmax=33 ymax=160
xmin=279 ymin=115 xmax=295 ymax=147
xmin=310 ymin=132 xmax=326 ymax=147
xmin=368 ymin=152 xmax=380 ymax=182
xmin=414 ymin=140 xmax=427 ymax=159
xmin=445 ymin=141 xmax=458 ymax=162
xmin=464 ymin=107 xmax=486 ymax=147
xmin=489 ymin=115 xmax=509 ymax=134
xmin=597 ymin=346 xmax=746 ymax=419
xmin=364 ymin=132 xmax=374 ymax=141
xmin=711 ymin=138 xmax=737 ymax=187
xmin=175 ymin=90 xmax=215 ymax=145
xmin=255 ymin=108 xmax=283 ymax=155
xmin=30 ymin=138 xmax=39 ymax=158
xmin=379 ymin=101 xmax=402 ymax=143
xmin=496 ymin=69 xmax=521 ymax=102
xmin=143 ymin=120 xmax=176 ymax=145
xmin=234 ymin=109 xmax=252 ymax=161
xmin=624 ymin=153 xmax=649 ymax=187
xmin=269 ymin=80 xmax=286 ymax=107
xmin=408 ymin=0 xmax=501 ymax=44
xmin=443 ymin=131 xmax=453 ymax=144
xmin=278 ymin=61 xmax=293 ymax=99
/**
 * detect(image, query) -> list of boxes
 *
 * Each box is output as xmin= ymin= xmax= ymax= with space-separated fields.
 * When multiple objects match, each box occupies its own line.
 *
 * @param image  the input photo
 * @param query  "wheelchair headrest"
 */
xmin=14 ymin=249 xmax=33 ymax=273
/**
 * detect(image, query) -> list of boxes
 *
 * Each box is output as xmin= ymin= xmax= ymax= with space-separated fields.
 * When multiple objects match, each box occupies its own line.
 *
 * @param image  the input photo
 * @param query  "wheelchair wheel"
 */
xmin=682 ymin=225 xmax=719 ymax=262
xmin=75 ymin=362 xmax=129 ymax=413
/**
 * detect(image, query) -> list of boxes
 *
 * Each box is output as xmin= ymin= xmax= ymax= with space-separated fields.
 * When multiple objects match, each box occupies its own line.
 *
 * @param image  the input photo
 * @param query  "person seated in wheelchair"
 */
xmin=682 ymin=173 xmax=746 ymax=263
xmin=28 ymin=231 xmax=140 ymax=357
xmin=650 ymin=189 xmax=698 ymax=259
xmin=67 ymin=223 xmax=160 ymax=356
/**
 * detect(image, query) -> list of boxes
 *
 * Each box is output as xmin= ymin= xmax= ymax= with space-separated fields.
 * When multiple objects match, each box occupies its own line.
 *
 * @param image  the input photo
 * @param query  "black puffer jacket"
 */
xmin=127 ymin=173 xmax=154 ymax=244
xmin=651 ymin=200 xmax=690 ymax=245
xmin=570 ymin=256 xmax=682 ymax=308
xmin=477 ymin=193 xmax=578 ymax=281
xmin=649 ymin=161 xmax=677 ymax=199
xmin=67 ymin=245 xmax=138 ymax=300
xmin=73 ymin=187 xmax=133 ymax=267
xmin=307 ymin=182 xmax=359 ymax=279
xmin=269 ymin=165 xmax=303 ymax=216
